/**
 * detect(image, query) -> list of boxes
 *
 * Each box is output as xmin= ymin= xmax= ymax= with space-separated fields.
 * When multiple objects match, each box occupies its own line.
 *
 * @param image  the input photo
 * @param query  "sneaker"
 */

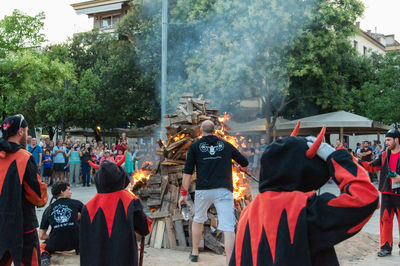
xmin=41 ymin=252 xmax=51 ymax=266
xmin=377 ymin=249 xmax=391 ymax=257
xmin=189 ymin=253 xmax=198 ymax=262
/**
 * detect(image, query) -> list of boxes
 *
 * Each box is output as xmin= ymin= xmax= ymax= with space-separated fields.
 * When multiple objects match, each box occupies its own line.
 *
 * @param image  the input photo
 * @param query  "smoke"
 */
xmin=134 ymin=0 xmax=317 ymax=117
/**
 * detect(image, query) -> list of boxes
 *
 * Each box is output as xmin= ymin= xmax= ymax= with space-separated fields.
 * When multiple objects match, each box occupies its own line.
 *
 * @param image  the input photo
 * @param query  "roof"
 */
xmin=227 ymin=111 xmax=390 ymax=136
xmin=276 ymin=111 xmax=390 ymax=135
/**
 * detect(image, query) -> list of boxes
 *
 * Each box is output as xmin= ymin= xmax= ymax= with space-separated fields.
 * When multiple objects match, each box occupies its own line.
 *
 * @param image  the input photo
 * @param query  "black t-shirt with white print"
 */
xmin=40 ymin=198 xmax=83 ymax=252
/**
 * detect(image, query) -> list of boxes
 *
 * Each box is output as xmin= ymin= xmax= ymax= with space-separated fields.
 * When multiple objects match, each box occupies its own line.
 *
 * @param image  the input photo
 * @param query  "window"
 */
xmin=353 ymin=40 xmax=358 ymax=50
xmin=363 ymin=46 xmax=367 ymax=55
xmin=100 ymin=14 xmax=121 ymax=29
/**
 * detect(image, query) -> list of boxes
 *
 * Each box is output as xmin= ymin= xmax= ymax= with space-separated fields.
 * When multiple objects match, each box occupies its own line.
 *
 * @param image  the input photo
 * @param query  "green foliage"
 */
xmin=360 ymin=52 xmax=400 ymax=125
xmin=0 ymin=10 xmax=46 ymax=57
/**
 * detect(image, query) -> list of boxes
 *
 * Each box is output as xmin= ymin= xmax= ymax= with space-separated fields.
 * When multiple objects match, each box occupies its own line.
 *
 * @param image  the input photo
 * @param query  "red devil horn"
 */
xmin=116 ymin=151 xmax=127 ymax=167
xmin=290 ymin=121 xmax=301 ymax=136
xmin=306 ymin=126 xmax=326 ymax=159
xmin=88 ymin=160 xmax=100 ymax=170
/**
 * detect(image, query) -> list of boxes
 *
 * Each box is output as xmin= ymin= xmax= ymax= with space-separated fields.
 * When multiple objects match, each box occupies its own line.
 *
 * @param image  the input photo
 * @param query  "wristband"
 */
xmin=180 ymin=186 xmax=188 ymax=196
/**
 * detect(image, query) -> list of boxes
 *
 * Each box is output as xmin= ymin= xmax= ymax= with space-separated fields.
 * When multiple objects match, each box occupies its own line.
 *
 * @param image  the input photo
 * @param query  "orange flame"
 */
xmin=132 ymin=169 xmax=151 ymax=186
xmin=216 ymin=113 xmax=248 ymax=200
xmin=141 ymin=161 xmax=153 ymax=168
xmin=173 ymin=133 xmax=187 ymax=142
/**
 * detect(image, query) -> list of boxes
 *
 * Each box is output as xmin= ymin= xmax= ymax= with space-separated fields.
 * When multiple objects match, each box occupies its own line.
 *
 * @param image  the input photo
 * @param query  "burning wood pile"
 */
xmin=130 ymin=93 xmax=253 ymax=253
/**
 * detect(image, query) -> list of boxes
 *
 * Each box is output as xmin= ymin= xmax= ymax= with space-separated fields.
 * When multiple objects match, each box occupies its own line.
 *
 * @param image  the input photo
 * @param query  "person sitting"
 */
xmin=38 ymin=181 xmax=83 ymax=266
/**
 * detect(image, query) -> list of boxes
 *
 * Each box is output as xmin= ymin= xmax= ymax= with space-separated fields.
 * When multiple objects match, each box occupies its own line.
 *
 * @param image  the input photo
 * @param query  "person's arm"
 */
xmin=179 ymin=145 xmax=195 ymax=208
xmin=132 ymin=199 xmax=152 ymax=236
xmin=51 ymin=147 xmax=57 ymax=157
xmin=360 ymin=152 xmax=383 ymax=173
xmin=39 ymin=207 xmax=50 ymax=240
xmin=23 ymin=156 xmax=48 ymax=207
xmin=38 ymin=148 xmax=42 ymax=167
xmin=232 ymin=146 xmax=249 ymax=167
xmin=307 ymin=150 xmax=379 ymax=255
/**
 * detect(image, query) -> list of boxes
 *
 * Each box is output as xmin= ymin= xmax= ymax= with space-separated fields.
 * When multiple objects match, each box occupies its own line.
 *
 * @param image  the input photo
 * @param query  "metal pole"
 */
xmin=161 ymin=0 xmax=168 ymax=139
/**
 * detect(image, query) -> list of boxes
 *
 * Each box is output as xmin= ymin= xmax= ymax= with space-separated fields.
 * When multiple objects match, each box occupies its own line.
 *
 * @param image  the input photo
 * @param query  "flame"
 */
xmin=216 ymin=113 xmax=248 ymax=200
xmin=232 ymin=167 xmax=246 ymax=200
xmin=132 ymin=169 xmax=151 ymax=186
xmin=173 ymin=133 xmax=187 ymax=142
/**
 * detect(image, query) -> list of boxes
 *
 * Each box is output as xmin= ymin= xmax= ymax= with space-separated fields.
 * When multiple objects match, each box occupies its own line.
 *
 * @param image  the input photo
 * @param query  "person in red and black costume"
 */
xmin=361 ymin=129 xmax=400 ymax=257
xmin=0 ymin=114 xmax=48 ymax=266
xmin=230 ymin=122 xmax=379 ymax=266
xmin=80 ymin=156 xmax=152 ymax=266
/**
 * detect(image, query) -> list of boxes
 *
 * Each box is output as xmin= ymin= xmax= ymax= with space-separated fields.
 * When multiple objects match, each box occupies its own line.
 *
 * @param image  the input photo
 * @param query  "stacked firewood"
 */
xmin=133 ymin=93 xmax=252 ymax=253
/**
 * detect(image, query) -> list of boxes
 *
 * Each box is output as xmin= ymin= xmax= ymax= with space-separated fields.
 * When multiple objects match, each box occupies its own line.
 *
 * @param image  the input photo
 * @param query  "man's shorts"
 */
xmin=193 ymin=188 xmax=235 ymax=232
xmin=53 ymin=163 xmax=65 ymax=172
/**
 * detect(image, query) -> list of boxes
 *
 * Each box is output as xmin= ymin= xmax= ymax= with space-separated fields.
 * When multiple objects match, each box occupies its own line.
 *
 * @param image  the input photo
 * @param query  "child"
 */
xmin=100 ymin=150 xmax=114 ymax=163
xmin=115 ymin=149 xmax=124 ymax=162
xmin=39 ymin=182 xmax=83 ymax=266
xmin=42 ymin=149 xmax=53 ymax=184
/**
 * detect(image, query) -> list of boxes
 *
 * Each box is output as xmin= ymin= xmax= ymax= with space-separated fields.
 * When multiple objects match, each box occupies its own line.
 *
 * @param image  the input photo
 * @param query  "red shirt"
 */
xmin=389 ymin=151 xmax=400 ymax=172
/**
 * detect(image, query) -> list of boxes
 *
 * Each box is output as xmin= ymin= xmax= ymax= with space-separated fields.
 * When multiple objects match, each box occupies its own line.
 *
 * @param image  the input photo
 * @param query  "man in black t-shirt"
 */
xmin=179 ymin=120 xmax=248 ymax=264
xmin=38 ymin=182 xmax=83 ymax=265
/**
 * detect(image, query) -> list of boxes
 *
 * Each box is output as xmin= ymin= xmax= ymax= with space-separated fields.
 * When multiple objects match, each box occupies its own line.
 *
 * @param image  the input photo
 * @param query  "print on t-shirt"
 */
xmin=51 ymin=204 xmax=73 ymax=228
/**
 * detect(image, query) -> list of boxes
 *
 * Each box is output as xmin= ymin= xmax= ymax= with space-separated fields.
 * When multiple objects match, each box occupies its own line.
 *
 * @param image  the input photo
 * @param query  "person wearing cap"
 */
xmin=361 ymin=129 xmax=400 ymax=257
xmin=0 ymin=114 xmax=48 ymax=265
xmin=230 ymin=123 xmax=379 ymax=265
xmin=80 ymin=157 xmax=152 ymax=266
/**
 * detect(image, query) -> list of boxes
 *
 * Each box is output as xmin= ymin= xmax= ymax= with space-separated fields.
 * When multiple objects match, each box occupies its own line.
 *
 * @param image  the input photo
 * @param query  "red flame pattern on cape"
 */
xmin=235 ymin=190 xmax=314 ymax=265
xmin=85 ymin=190 xmax=137 ymax=237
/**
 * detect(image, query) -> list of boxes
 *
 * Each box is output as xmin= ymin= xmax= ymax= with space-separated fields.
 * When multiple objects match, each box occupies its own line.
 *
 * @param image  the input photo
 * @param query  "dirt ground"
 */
xmin=48 ymin=232 xmax=399 ymax=266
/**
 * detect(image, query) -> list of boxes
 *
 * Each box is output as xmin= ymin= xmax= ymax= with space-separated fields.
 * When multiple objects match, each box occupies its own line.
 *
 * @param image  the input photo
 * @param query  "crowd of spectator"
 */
xmin=26 ymin=132 xmax=149 ymax=187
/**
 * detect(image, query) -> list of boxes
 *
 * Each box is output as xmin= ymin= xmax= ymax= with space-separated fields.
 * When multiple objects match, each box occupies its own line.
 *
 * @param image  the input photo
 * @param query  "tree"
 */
xmin=360 ymin=52 xmax=400 ymax=125
xmin=0 ymin=10 xmax=46 ymax=58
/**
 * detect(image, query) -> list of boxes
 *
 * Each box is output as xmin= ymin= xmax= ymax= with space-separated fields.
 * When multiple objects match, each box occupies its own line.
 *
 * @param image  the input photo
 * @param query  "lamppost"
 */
xmin=161 ymin=0 xmax=168 ymax=139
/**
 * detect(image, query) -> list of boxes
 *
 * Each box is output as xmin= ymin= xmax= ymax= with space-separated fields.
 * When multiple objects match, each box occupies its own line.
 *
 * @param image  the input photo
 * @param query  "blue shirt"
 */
xmin=42 ymin=155 xmax=53 ymax=168
xmin=52 ymin=146 xmax=67 ymax=164
xmin=29 ymin=145 xmax=42 ymax=165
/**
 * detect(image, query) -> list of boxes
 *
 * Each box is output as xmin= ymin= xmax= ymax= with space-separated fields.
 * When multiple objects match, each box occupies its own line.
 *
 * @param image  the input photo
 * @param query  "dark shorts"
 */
xmin=53 ymin=163 xmax=65 ymax=172
xmin=43 ymin=167 xmax=52 ymax=177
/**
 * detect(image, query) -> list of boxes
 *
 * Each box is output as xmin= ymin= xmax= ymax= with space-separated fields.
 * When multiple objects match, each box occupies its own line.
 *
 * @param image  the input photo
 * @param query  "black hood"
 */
xmin=0 ymin=138 xmax=22 ymax=154
xmin=259 ymin=136 xmax=330 ymax=193
xmin=202 ymin=135 xmax=219 ymax=145
xmin=94 ymin=160 xmax=130 ymax=193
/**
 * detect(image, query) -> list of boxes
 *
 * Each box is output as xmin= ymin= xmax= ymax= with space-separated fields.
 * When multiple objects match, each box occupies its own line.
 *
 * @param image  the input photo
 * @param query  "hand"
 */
xmin=392 ymin=175 xmax=400 ymax=183
xmin=38 ymin=163 xmax=42 ymax=167
xmin=305 ymin=136 xmax=335 ymax=161
xmin=178 ymin=195 xmax=188 ymax=210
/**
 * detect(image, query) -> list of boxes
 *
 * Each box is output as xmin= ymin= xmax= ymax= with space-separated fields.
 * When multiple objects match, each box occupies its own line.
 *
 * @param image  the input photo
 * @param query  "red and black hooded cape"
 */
xmin=230 ymin=134 xmax=379 ymax=266
xmin=0 ymin=139 xmax=48 ymax=266
xmin=80 ymin=160 xmax=151 ymax=266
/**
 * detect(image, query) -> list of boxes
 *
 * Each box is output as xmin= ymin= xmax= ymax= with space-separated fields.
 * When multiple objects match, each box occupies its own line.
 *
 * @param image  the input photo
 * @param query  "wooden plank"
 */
xmin=147 ymin=199 xmax=162 ymax=207
xmin=166 ymin=165 xmax=185 ymax=173
xmin=154 ymin=220 xmax=166 ymax=249
xmin=162 ymin=228 xmax=168 ymax=248
xmin=181 ymin=92 xmax=194 ymax=98
xmin=175 ymin=220 xmax=187 ymax=247
xmin=148 ymin=175 xmax=162 ymax=184
xmin=204 ymin=226 xmax=224 ymax=254
xmin=160 ymin=175 xmax=169 ymax=200
xmin=165 ymin=138 xmax=188 ymax=152
xmin=177 ymin=105 xmax=189 ymax=116
xmin=150 ymin=220 xmax=158 ymax=247
xmin=149 ymin=211 xmax=170 ymax=219
xmin=165 ymin=217 xmax=176 ymax=248
xmin=172 ymin=212 xmax=184 ymax=222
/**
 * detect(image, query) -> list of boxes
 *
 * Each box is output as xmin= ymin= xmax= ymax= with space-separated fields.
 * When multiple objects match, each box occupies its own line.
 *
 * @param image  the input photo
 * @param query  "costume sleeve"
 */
xmin=183 ymin=144 xmax=195 ymax=175
xmin=232 ymin=146 xmax=249 ymax=167
xmin=39 ymin=207 xmax=50 ymax=230
xmin=307 ymin=149 xmax=379 ymax=255
xmin=360 ymin=153 xmax=382 ymax=173
xmin=133 ymin=199 xmax=152 ymax=236
xmin=23 ymin=156 xmax=48 ymax=207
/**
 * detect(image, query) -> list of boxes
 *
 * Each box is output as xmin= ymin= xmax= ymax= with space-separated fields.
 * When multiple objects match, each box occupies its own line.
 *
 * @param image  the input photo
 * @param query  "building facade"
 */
xmin=71 ymin=0 xmax=131 ymax=32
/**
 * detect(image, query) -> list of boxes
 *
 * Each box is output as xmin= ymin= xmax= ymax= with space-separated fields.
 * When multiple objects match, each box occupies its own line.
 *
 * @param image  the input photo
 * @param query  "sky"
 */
xmin=0 ymin=0 xmax=399 ymax=44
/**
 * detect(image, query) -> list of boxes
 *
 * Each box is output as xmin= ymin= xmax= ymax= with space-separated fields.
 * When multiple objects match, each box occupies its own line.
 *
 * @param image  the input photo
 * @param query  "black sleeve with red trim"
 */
xmin=307 ymin=149 xmax=379 ymax=255
xmin=23 ymin=156 xmax=48 ymax=207
xmin=360 ymin=153 xmax=382 ymax=173
xmin=132 ymin=198 xmax=152 ymax=236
